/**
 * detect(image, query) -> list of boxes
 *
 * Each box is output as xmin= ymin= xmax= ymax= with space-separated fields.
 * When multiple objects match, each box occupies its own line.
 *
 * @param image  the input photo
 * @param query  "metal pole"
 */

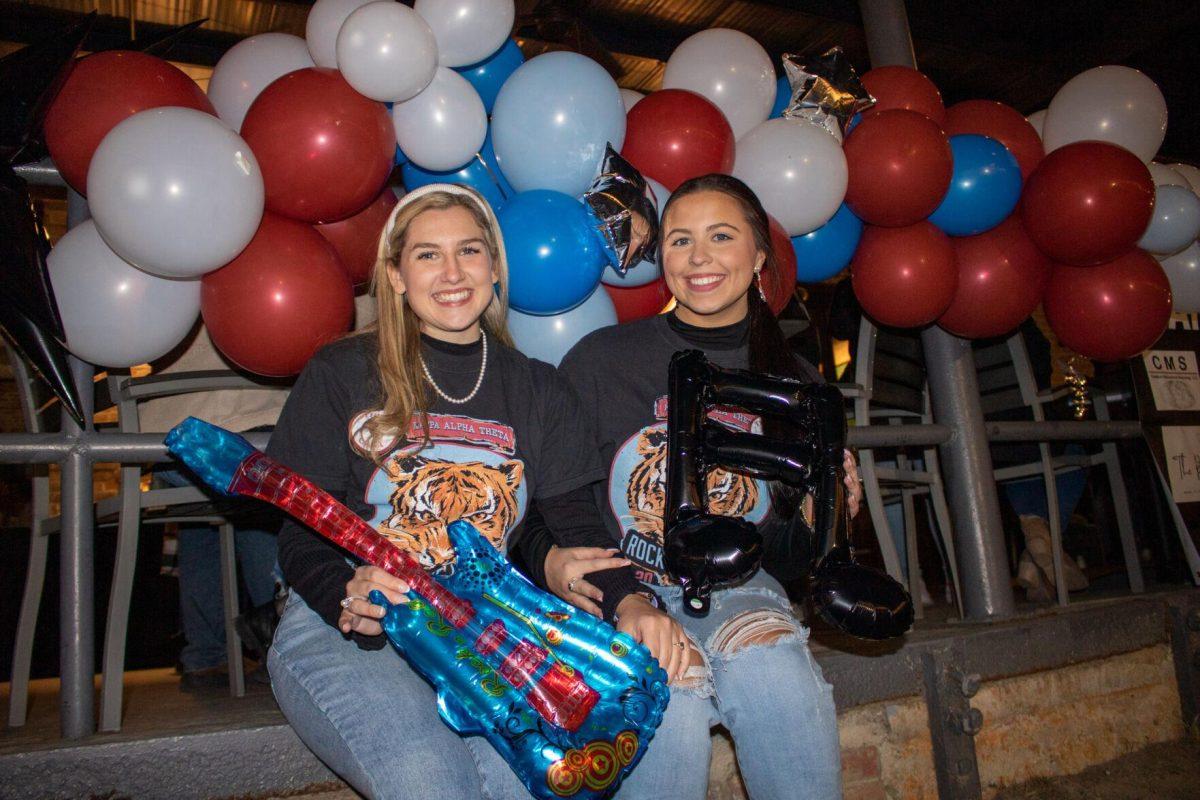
xmin=857 ymin=0 xmax=1016 ymax=619
xmin=59 ymin=356 xmax=95 ymax=738
xmin=60 ymin=189 xmax=96 ymax=737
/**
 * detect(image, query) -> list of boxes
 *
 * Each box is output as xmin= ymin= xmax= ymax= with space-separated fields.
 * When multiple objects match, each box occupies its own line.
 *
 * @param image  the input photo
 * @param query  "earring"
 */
xmin=755 ymin=268 xmax=767 ymax=302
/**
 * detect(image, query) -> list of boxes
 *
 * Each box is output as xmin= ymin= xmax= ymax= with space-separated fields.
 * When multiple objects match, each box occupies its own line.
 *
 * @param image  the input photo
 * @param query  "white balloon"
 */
xmin=391 ymin=67 xmax=487 ymax=171
xmin=87 ymin=107 xmax=264 ymax=278
xmin=1148 ymin=162 xmax=1188 ymax=188
xmin=662 ymin=28 xmax=774 ymax=139
xmin=305 ymin=0 xmax=374 ymax=68
xmin=1026 ymin=109 xmax=1046 ymax=140
xmin=1043 ymin=65 xmax=1167 ymax=163
xmin=1159 ymin=242 xmax=1200 ymax=313
xmin=208 ymin=33 xmax=314 ymax=132
xmin=414 ymin=0 xmax=515 ymax=68
xmin=508 ymin=288 xmax=617 ymax=367
xmin=336 ymin=1 xmax=437 ymax=102
xmin=48 ymin=220 xmax=201 ymax=367
xmin=619 ymin=88 xmax=644 ymax=113
xmin=1139 ymin=184 xmax=1200 ymax=255
xmin=733 ymin=119 xmax=847 ymax=237
xmin=1169 ymin=163 xmax=1200 ymax=196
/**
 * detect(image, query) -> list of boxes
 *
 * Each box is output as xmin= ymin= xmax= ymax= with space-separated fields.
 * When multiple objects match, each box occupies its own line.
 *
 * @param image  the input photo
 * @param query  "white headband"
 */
xmin=376 ymin=182 xmax=508 ymax=276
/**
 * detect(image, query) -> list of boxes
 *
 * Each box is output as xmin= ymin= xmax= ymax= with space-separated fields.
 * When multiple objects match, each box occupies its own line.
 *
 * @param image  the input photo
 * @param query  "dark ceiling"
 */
xmin=4 ymin=0 xmax=1199 ymax=163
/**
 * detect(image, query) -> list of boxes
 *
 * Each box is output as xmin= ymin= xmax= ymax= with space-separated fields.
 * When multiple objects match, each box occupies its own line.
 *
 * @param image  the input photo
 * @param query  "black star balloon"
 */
xmin=0 ymin=300 xmax=85 ymax=427
xmin=104 ymin=18 xmax=208 ymax=58
xmin=1 ymin=163 xmax=64 ymax=341
xmin=0 ymin=13 xmax=94 ymax=166
xmin=781 ymin=46 xmax=875 ymax=141
xmin=0 ymin=163 xmax=83 ymax=425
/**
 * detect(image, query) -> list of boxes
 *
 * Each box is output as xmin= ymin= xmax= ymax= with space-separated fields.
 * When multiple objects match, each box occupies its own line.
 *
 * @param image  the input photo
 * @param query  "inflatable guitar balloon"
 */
xmin=663 ymin=350 xmax=913 ymax=639
xmin=164 ymin=418 xmax=669 ymax=800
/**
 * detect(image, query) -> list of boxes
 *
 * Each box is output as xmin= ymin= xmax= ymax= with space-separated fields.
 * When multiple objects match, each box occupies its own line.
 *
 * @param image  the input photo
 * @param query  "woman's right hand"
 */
xmin=543 ymin=545 xmax=631 ymax=617
xmin=338 ymin=565 xmax=411 ymax=637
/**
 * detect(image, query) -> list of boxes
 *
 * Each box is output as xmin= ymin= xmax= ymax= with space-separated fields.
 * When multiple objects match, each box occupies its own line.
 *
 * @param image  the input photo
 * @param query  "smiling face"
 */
xmin=661 ymin=190 xmax=766 ymax=328
xmin=387 ymin=205 xmax=499 ymax=344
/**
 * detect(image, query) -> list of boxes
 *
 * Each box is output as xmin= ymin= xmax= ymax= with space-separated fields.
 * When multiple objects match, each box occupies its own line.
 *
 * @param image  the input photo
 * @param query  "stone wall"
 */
xmin=707 ymin=643 xmax=1184 ymax=800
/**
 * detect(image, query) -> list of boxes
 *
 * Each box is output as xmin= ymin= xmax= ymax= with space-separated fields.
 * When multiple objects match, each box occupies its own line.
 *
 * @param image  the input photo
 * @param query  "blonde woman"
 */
xmin=265 ymin=184 xmax=681 ymax=799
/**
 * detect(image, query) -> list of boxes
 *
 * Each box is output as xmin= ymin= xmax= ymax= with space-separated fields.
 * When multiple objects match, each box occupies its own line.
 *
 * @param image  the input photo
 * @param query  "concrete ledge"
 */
xmin=2 ymin=589 xmax=1196 ymax=800
xmin=0 ymin=724 xmax=335 ymax=800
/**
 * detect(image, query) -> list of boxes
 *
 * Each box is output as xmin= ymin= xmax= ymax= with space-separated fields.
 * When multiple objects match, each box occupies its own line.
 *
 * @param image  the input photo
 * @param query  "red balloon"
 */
xmin=844 ymin=110 xmax=953 ymax=227
xmin=766 ymin=215 xmax=798 ymax=315
xmin=861 ymin=66 xmax=945 ymax=125
xmin=241 ymin=68 xmax=394 ymax=224
xmin=43 ymin=51 xmax=215 ymax=195
xmin=944 ymin=100 xmax=1045 ymax=180
xmin=621 ymin=89 xmax=735 ymax=191
xmin=1020 ymin=141 xmax=1154 ymax=266
xmin=315 ymin=188 xmax=398 ymax=285
xmin=603 ymin=279 xmax=672 ymax=324
xmin=851 ymin=222 xmax=957 ymax=328
xmin=938 ymin=215 xmax=1050 ymax=339
xmin=202 ymin=213 xmax=354 ymax=376
xmin=1043 ymin=249 xmax=1172 ymax=362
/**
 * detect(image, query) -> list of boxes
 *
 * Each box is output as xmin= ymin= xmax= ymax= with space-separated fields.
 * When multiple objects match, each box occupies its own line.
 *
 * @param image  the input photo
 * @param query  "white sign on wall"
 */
xmin=1141 ymin=350 xmax=1200 ymax=411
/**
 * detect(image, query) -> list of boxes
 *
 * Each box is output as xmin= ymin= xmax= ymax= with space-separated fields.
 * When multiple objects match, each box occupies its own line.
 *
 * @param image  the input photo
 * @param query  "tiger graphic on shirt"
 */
xmin=380 ymin=454 xmax=523 ymax=570
xmin=356 ymin=410 xmax=528 ymax=572
xmin=624 ymin=428 xmax=758 ymax=535
xmin=609 ymin=399 xmax=770 ymax=584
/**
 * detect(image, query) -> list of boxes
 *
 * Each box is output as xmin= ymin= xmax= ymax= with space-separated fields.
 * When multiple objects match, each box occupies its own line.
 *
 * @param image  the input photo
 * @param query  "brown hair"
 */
xmin=660 ymin=173 xmax=801 ymax=382
xmin=354 ymin=188 xmax=514 ymax=462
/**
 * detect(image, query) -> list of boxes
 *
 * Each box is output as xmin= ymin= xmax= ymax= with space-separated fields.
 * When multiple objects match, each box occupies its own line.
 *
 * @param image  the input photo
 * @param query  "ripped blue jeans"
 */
xmin=621 ymin=570 xmax=841 ymax=800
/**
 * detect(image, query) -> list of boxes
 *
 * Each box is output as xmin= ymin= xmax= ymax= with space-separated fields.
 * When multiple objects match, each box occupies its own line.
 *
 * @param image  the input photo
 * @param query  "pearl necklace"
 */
xmin=420 ymin=331 xmax=487 ymax=405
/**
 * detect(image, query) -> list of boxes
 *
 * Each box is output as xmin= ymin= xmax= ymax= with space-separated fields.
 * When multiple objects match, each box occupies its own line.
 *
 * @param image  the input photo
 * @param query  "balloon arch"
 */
xmin=5 ymin=0 xmax=1194 ymax=406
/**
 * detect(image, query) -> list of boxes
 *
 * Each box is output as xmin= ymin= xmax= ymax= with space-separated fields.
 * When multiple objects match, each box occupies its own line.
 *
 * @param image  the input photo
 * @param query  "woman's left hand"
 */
xmin=843 ymin=449 xmax=863 ymax=519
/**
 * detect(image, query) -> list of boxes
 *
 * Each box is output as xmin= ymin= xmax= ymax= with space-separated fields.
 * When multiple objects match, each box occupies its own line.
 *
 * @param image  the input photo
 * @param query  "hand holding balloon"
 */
xmin=338 ymin=564 xmax=411 ymax=637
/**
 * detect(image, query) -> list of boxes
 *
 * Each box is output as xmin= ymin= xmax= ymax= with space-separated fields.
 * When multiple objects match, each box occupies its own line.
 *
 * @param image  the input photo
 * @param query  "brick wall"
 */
xmin=706 ymin=644 xmax=1184 ymax=799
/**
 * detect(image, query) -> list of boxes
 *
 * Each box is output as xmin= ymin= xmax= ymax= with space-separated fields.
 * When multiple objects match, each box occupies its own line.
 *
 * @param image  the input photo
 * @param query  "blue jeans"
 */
xmin=269 ymin=591 xmax=515 ymax=799
xmin=1002 ymin=445 xmax=1088 ymax=533
xmin=465 ymin=571 xmax=842 ymax=800
xmin=160 ymin=468 xmax=280 ymax=671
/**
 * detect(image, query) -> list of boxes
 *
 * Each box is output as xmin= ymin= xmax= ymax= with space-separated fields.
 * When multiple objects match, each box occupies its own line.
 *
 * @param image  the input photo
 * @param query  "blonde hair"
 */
xmin=355 ymin=186 xmax=514 ymax=461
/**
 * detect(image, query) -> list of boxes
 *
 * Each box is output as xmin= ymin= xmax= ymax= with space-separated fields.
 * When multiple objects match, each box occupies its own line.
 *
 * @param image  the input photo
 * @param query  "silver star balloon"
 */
xmin=782 ymin=47 xmax=876 ymax=142
xmin=581 ymin=144 xmax=659 ymax=274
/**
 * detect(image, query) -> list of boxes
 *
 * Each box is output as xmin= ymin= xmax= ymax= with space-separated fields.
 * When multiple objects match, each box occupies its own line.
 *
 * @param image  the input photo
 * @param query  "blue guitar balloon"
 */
xmin=164 ymin=417 xmax=669 ymax=799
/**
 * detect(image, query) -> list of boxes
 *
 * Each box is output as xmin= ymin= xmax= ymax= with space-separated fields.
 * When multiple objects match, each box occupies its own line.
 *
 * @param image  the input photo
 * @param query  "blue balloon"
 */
xmin=402 ymin=129 xmax=512 ymax=211
xmin=846 ymin=112 xmax=862 ymax=134
xmin=509 ymin=287 xmax=617 ymax=366
xmin=492 ymin=52 xmax=626 ymax=196
xmin=791 ymin=203 xmax=863 ymax=282
xmin=455 ymin=38 xmax=524 ymax=115
xmin=929 ymin=134 xmax=1023 ymax=237
xmin=771 ymin=74 xmax=791 ymax=118
xmin=499 ymin=190 xmax=606 ymax=315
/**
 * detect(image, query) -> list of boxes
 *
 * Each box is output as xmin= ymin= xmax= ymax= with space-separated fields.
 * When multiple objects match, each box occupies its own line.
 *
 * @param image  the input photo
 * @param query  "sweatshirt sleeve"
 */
xmin=267 ymin=352 xmax=384 ymax=649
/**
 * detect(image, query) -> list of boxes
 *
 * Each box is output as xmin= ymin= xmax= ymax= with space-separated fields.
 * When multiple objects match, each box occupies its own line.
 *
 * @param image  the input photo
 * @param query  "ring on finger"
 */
xmin=567 ymin=577 xmax=579 ymax=593
xmin=673 ymin=641 xmax=686 ymax=649
xmin=340 ymin=594 xmax=369 ymax=610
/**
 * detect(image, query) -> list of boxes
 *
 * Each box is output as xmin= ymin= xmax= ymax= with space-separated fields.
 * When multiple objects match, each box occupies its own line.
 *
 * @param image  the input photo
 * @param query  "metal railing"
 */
xmin=1 ymin=150 xmax=1151 ymax=738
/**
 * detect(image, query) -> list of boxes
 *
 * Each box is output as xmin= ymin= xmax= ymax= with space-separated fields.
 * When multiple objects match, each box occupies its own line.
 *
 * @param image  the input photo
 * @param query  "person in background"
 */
xmin=139 ymin=323 xmax=289 ymax=689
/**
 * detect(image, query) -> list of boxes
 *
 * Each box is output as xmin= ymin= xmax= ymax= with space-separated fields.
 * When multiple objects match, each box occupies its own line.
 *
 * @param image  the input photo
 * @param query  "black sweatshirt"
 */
xmin=268 ymin=331 xmax=641 ymax=648
xmin=515 ymin=311 xmax=823 ymax=588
